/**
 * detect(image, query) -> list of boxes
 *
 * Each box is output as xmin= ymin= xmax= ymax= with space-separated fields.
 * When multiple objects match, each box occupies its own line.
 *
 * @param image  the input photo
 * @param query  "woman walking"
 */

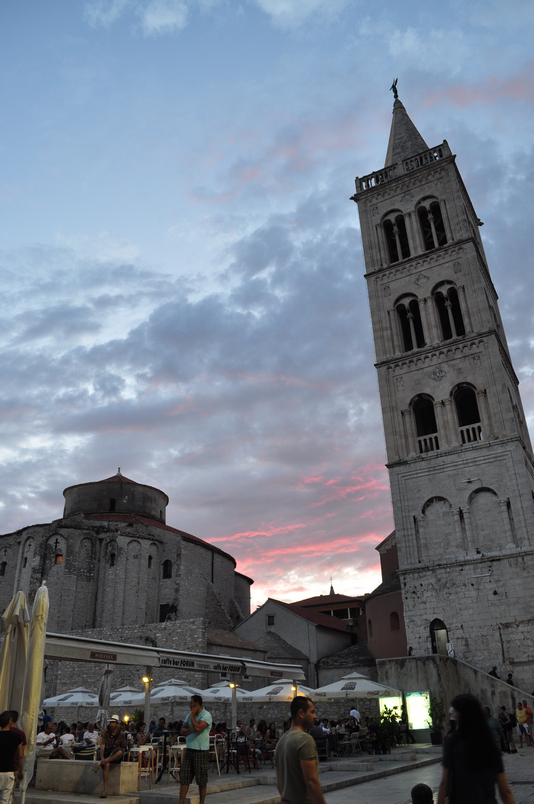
xmin=437 ymin=694 xmax=515 ymax=804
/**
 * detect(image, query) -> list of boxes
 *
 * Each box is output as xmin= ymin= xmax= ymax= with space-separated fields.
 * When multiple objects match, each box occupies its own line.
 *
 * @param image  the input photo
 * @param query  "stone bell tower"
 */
xmin=352 ymin=90 xmax=534 ymax=684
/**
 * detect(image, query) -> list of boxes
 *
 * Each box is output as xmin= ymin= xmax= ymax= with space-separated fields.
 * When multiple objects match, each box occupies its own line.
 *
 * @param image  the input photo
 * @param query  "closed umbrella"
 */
xmin=20 ymin=582 xmax=49 ymax=804
xmin=96 ymin=665 xmax=113 ymax=730
xmin=0 ymin=591 xmax=30 ymax=712
xmin=240 ymin=678 xmax=316 ymax=703
xmin=313 ymin=671 xmax=401 ymax=699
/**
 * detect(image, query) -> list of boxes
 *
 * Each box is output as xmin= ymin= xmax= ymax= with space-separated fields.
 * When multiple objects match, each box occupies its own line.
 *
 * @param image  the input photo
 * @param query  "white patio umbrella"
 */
xmin=43 ymin=686 xmax=100 ymax=721
xmin=96 ymin=665 xmax=113 ymax=730
xmin=202 ymin=680 xmax=250 ymax=732
xmin=0 ymin=590 xmax=30 ymax=713
xmin=313 ymin=671 xmax=402 ymax=699
xmin=149 ymin=678 xmax=206 ymax=719
xmin=109 ymin=686 xmax=144 ymax=707
xmin=240 ymin=678 xmax=316 ymax=703
xmin=20 ymin=582 xmax=49 ymax=804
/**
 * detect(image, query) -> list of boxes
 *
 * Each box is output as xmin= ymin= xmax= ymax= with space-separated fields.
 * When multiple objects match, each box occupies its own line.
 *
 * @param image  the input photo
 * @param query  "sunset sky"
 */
xmin=1 ymin=0 xmax=534 ymax=608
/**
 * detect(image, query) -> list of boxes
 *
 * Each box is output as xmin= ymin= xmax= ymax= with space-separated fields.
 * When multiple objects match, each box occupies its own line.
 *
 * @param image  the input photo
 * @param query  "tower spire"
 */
xmin=384 ymin=85 xmax=428 ymax=168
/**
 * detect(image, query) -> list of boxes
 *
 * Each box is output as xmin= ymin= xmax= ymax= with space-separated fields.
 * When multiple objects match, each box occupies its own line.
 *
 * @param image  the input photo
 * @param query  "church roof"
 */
xmin=364 ymin=569 xmax=401 ymax=600
xmin=274 ymin=599 xmax=350 ymax=632
xmin=82 ymin=511 xmax=236 ymax=564
xmin=384 ymin=98 xmax=429 ymax=168
xmin=293 ymin=593 xmax=363 ymax=607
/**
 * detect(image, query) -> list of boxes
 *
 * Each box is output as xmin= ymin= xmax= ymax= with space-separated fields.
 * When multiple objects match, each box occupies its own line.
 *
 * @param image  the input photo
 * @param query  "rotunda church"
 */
xmin=0 ymin=470 xmax=252 ymax=635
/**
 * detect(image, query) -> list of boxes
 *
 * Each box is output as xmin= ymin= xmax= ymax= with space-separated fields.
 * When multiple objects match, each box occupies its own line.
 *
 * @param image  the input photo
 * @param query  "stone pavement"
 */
xmin=16 ymin=744 xmax=534 ymax=804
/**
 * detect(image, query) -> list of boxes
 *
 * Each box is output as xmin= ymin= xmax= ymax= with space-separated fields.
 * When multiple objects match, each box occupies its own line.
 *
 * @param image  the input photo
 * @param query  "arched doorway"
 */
xmin=430 ymin=618 xmax=448 ymax=656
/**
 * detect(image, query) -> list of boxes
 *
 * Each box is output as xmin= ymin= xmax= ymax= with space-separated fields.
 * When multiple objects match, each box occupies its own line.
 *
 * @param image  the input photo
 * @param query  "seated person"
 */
xmin=36 ymin=722 xmax=70 ymax=759
xmin=83 ymin=723 xmax=99 ymax=746
xmin=96 ymin=715 xmax=127 ymax=798
xmin=59 ymin=725 xmax=75 ymax=753
xmin=309 ymin=719 xmax=328 ymax=761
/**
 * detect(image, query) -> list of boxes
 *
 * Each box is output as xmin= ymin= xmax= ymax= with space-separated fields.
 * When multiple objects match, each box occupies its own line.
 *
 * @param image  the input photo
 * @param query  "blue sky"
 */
xmin=1 ymin=0 xmax=534 ymax=607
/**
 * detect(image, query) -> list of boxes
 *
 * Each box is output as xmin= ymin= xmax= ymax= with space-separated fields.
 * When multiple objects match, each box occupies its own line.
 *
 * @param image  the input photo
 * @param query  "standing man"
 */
xmin=0 ymin=710 xmax=23 ymax=804
xmin=349 ymin=706 xmax=360 ymax=724
xmin=179 ymin=695 xmax=212 ymax=804
xmin=274 ymin=696 xmax=326 ymax=804
xmin=522 ymin=700 xmax=533 ymax=746
xmin=96 ymin=714 xmax=126 ymax=799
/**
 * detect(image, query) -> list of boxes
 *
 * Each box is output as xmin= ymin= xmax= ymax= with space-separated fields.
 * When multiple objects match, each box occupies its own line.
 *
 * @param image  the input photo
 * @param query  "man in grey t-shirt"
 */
xmin=274 ymin=696 xmax=326 ymax=804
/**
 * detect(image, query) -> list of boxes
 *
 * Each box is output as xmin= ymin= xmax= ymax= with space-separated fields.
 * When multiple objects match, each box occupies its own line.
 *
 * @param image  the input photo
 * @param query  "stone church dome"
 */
xmin=63 ymin=469 xmax=169 ymax=523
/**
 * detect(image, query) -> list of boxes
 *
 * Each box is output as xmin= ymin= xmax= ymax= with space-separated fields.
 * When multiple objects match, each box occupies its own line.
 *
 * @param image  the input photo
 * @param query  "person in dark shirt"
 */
xmin=437 ymin=694 xmax=515 ymax=804
xmin=0 ymin=709 xmax=23 ymax=803
xmin=8 ymin=711 xmax=26 ymax=775
xmin=95 ymin=715 xmax=126 ymax=799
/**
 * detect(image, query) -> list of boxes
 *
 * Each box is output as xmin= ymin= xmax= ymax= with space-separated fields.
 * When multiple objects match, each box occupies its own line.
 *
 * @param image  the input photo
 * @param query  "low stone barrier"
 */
xmin=36 ymin=758 xmax=138 ymax=795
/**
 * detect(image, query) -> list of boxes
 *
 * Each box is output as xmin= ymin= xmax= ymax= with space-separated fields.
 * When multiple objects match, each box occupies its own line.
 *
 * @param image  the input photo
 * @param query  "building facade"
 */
xmin=353 ymin=94 xmax=534 ymax=686
xmin=0 ymin=470 xmax=252 ymax=634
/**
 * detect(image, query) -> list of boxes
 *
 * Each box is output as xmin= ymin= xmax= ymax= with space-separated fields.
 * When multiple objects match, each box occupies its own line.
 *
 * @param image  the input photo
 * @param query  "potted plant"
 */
xmin=427 ymin=696 xmax=446 ymax=745
xmin=379 ymin=705 xmax=400 ymax=752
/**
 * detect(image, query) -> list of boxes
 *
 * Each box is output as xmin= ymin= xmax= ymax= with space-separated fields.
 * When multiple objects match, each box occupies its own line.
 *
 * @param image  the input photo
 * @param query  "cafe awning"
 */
xmin=44 ymin=632 xmax=305 ymax=681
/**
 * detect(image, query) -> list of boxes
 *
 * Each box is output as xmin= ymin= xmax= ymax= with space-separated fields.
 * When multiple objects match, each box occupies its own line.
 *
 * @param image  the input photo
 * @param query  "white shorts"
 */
xmin=517 ymin=722 xmax=529 ymax=735
xmin=0 ymin=772 xmax=15 ymax=804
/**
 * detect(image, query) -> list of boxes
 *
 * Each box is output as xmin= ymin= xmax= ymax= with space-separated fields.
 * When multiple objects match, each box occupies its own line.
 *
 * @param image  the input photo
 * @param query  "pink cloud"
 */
xmin=424 ymin=67 xmax=534 ymax=109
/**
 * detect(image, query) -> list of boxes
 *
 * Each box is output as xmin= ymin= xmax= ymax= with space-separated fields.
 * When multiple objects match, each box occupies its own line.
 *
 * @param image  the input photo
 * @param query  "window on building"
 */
xmin=434 ymin=286 xmax=465 ymax=340
xmin=148 ymin=555 xmax=153 ymax=569
xmin=390 ymin=611 xmax=400 ymax=631
xmin=418 ymin=202 xmax=448 ymax=251
xmin=454 ymin=386 xmax=482 ymax=443
xmin=384 ymin=215 xmax=410 ymax=263
xmin=55 ymin=554 xmax=63 ymax=565
xmin=0 ymin=562 xmax=6 ymax=577
xmin=109 ymin=498 xmax=116 ymax=512
xmin=412 ymin=395 xmax=439 ymax=453
xmin=22 ymin=557 xmax=27 ymax=569
xmin=159 ymin=604 xmax=171 ymax=623
xmin=368 ymin=618 xmax=373 ymax=638
xmin=396 ymin=298 xmax=425 ymax=351
xmin=162 ymin=559 xmax=172 ymax=579
xmin=267 ymin=614 xmax=275 ymax=626
xmin=110 ymin=552 xmax=116 ymax=567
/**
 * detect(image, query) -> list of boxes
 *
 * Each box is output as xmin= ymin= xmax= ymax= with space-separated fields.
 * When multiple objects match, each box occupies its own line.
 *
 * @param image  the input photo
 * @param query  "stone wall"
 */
xmin=377 ymin=654 xmax=534 ymax=733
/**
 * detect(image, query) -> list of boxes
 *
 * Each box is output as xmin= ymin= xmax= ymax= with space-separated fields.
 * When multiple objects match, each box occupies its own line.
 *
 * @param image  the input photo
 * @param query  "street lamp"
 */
xmin=142 ymin=670 xmax=152 ymax=725
xmin=229 ymin=682 xmax=238 ymax=733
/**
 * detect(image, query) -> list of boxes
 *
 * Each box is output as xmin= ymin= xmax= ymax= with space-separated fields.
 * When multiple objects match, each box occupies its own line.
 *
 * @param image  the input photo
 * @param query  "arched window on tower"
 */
xmin=412 ymin=395 xmax=439 ymax=453
xmin=390 ymin=611 xmax=400 ymax=631
xmin=433 ymin=285 xmax=465 ymax=340
xmin=418 ymin=200 xmax=447 ymax=251
xmin=396 ymin=297 xmax=425 ymax=351
xmin=0 ymin=562 xmax=6 ymax=577
xmin=454 ymin=385 xmax=482 ymax=444
xmin=383 ymin=214 xmax=411 ymax=264
xmin=162 ymin=559 xmax=173 ymax=579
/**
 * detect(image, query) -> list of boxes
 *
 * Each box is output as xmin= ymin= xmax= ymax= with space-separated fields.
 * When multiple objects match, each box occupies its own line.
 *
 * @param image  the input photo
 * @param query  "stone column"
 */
xmin=393 ymin=223 xmax=403 ymax=261
xmin=476 ymin=390 xmax=492 ymax=441
xmin=456 ymin=285 xmax=473 ymax=333
xmin=444 ymin=298 xmax=456 ymax=336
xmin=402 ymin=409 xmax=417 ymax=456
xmin=407 ymin=310 xmax=417 ymax=350
xmin=405 ymin=212 xmax=418 ymax=256
xmin=418 ymin=298 xmax=431 ymax=346
xmin=388 ymin=308 xmax=402 ymax=354
xmin=376 ymin=224 xmax=386 ymax=267
xmin=439 ymin=199 xmax=454 ymax=242
xmin=443 ymin=398 xmax=459 ymax=445
xmin=499 ymin=499 xmax=515 ymax=546
xmin=452 ymin=507 xmax=466 ymax=552
xmin=428 ymin=211 xmax=438 ymax=249
xmin=434 ymin=400 xmax=449 ymax=448
xmin=425 ymin=296 xmax=442 ymax=343
xmin=462 ymin=506 xmax=474 ymax=553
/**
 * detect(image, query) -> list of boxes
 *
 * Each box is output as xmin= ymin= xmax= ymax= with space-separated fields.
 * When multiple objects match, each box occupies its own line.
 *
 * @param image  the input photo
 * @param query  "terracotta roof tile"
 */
xmin=273 ymin=599 xmax=350 ymax=632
